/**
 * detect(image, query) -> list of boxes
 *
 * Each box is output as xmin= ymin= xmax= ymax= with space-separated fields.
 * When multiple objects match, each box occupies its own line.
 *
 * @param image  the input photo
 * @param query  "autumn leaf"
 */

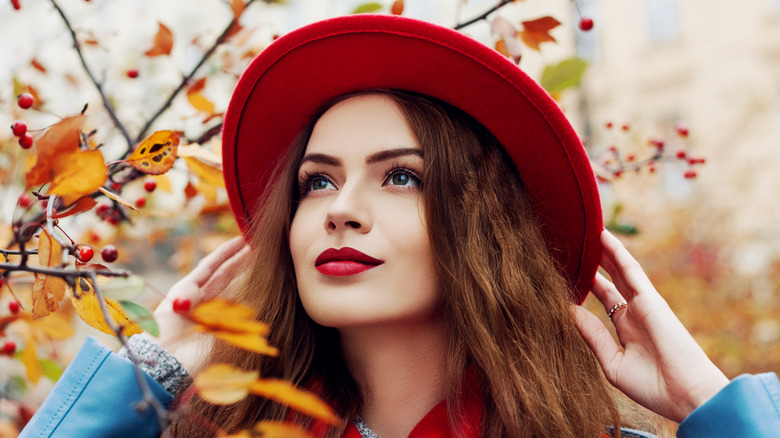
xmin=21 ymin=334 xmax=42 ymax=384
xmin=98 ymin=187 xmax=140 ymax=212
xmin=127 ymin=130 xmax=181 ymax=175
xmin=231 ymin=0 xmax=245 ymax=20
xmin=28 ymin=312 xmax=75 ymax=340
xmin=51 ymin=197 xmax=97 ymax=219
xmin=221 ymin=422 xmax=314 ymax=438
xmin=518 ymin=16 xmax=560 ymax=51
xmin=31 ymin=59 xmax=47 ymax=73
xmin=540 ymin=57 xmax=588 ymax=99
xmin=145 ymin=22 xmax=174 ymax=57
xmin=32 ymin=230 xmax=67 ymax=319
xmin=25 ymin=115 xmax=85 ymax=187
xmin=249 ymin=379 xmax=341 ymax=425
xmin=491 ymin=17 xmax=522 ymax=63
xmin=185 ymin=157 xmax=225 ymax=188
xmin=194 ymin=363 xmax=258 ymax=404
xmin=187 ymin=78 xmax=215 ymax=115
xmin=391 ymin=0 xmax=404 ymax=15
xmin=49 ymin=149 xmax=108 ymax=206
xmin=351 ymin=2 xmax=382 ymax=13
xmin=190 ymin=299 xmax=278 ymax=356
xmin=71 ymin=276 xmax=143 ymax=337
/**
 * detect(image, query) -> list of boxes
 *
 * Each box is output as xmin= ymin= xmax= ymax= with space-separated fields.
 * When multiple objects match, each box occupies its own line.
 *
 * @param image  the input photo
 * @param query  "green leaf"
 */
xmin=101 ymin=275 xmax=146 ymax=301
xmin=40 ymin=359 xmax=64 ymax=382
xmin=120 ymin=300 xmax=160 ymax=337
xmin=540 ymin=58 xmax=588 ymax=97
xmin=351 ymin=2 xmax=383 ymax=13
xmin=606 ymin=222 xmax=639 ymax=236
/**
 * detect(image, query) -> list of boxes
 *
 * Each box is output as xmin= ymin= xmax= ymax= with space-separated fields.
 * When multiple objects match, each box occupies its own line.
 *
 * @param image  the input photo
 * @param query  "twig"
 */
xmin=454 ymin=0 xmax=513 ymax=30
xmin=0 ymin=263 xmax=129 ymax=282
xmin=49 ymin=0 xmax=134 ymax=151
xmin=189 ymin=123 xmax=223 ymax=145
xmin=134 ymin=0 xmax=260 ymax=147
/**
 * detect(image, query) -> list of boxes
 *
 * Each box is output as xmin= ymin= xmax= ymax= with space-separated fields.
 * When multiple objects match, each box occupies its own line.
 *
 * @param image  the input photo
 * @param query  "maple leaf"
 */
xmin=194 ymin=363 xmax=258 ymax=405
xmin=71 ymin=276 xmax=143 ymax=337
xmin=249 ymin=379 xmax=341 ymax=425
xmin=145 ymin=22 xmax=174 ymax=57
xmin=518 ymin=16 xmax=561 ymax=51
xmin=32 ymin=230 xmax=67 ymax=319
xmin=127 ymin=130 xmax=181 ymax=175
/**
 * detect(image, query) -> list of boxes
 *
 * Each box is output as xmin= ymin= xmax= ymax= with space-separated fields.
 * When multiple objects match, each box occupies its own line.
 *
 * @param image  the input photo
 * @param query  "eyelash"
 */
xmin=297 ymin=162 xmax=423 ymax=197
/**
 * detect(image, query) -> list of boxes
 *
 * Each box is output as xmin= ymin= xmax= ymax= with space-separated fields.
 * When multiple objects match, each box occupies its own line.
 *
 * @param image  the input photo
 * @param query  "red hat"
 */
xmin=222 ymin=14 xmax=602 ymax=303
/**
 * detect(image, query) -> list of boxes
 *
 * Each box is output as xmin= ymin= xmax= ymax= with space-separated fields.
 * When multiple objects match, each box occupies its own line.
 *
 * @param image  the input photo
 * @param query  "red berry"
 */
xmin=18 ymin=193 xmax=32 ymax=208
xmin=144 ymin=180 xmax=157 ymax=193
xmin=96 ymin=203 xmax=110 ymax=216
xmin=2 ymin=340 xmax=16 ymax=355
xmin=126 ymin=69 xmax=139 ymax=79
xmin=676 ymin=124 xmax=689 ymax=137
xmin=11 ymin=120 xmax=27 ymax=137
xmin=101 ymin=245 xmax=118 ymax=263
xmin=684 ymin=170 xmax=697 ymax=179
xmin=676 ymin=150 xmax=687 ymax=159
xmin=11 ymin=0 xmax=21 ymax=10
xmin=17 ymin=93 xmax=34 ymax=109
xmin=688 ymin=157 xmax=706 ymax=165
xmin=172 ymin=297 xmax=191 ymax=314
xmin=648 ymin=164 xmax=656 ymax=173
xmin=8 ymin=301 xmax=20 ymax=315
xmin=621 ymin=123 xmax=630 ymax=131
xmin=135 ymin=197 xmax=146 ymax=208
xmin=626 ymin=154 xmax=635 ymax=162
xmin=605 ymin=121 xmax=613 ymax=129
xmin=579 ymin=17 xmax=594 ymax=31
xmin=19 ymin=134 xmax=33 ymax=149
xmin=106 ymin=216 xmax=120 ymax=226
xmin=78 ymin=245 xmax=95 ymax=262
xmin=110 ymin=181 xmax=122 ymax=192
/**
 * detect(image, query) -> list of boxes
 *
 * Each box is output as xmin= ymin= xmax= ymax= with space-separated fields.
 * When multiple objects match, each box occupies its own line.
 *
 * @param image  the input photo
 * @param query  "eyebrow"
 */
xmin=299 ymin=147 xmax=423 ymax=167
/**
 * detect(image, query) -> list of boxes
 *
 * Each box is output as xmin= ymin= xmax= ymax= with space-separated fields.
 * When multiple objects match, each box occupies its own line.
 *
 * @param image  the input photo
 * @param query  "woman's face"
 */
xmin=289 ymin=94 xmax=439 ymax=329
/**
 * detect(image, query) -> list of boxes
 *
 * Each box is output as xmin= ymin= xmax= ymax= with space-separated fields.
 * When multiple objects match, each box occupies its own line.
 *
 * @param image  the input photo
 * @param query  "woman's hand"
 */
xmin=572 ymin=230 xmax=729 ymax=423
xmin=153 ymin=235 xmax=249 ymax=371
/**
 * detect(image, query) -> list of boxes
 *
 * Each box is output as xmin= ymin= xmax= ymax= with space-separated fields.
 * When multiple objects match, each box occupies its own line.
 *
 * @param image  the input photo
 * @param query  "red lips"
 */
xmin=315 ymin=247 xmax=383 ymax=276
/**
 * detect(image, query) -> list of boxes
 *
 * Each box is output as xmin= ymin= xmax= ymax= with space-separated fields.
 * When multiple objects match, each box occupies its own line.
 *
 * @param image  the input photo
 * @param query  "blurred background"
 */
xmin=1 ymin=0 xmax=779 ymax=435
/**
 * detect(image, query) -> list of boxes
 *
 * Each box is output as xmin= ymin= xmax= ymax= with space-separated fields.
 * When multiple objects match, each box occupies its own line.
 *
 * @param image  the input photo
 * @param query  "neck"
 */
xmin=339 ymin=318 xmax=447 ymax=438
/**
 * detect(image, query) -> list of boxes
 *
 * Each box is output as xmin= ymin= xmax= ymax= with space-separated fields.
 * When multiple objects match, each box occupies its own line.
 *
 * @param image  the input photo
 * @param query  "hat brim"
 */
xmin=222 ymin=14 xmax=602 ymax=303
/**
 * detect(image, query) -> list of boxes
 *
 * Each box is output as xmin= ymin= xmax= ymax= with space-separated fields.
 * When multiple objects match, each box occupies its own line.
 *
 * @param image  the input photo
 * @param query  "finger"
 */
xmin=201 ymin=244 xmax=251 ymax=299
xmin=188 ymin=235 xmax=246 ymax=287
xmin=571 ymin=305 xmax=623 ymax=384
xmin=600 ymin=230 xmax=655 ymax=297
xmin=592 ymin=272 xmax=626 ymax=307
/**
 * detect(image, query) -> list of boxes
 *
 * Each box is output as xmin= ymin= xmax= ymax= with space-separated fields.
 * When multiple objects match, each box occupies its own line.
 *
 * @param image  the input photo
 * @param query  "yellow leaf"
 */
xmin=71 ymin=277 xmax=143 ymax=337
xmin=185 ymin=157 xmax=225 ymax=188
xmin=28 ymin=312 xmax=75 ymax=340
xmin=21 ymin=334 xmax=42 ymax=384
xmin=145 ymin=22 xmax=174 ymax=57
xmin=187 ymin=92 xmax=215 ymax=115
xmin=196 ymin=178 xmax=218 ymax=203
xmin=32 ymin=230 xmax=66 ymax=319
xmin=152 ymin=174 xmax=172 ymax=192
xmin=190 ymin=299 xmax=269 ymax=335
xmin=127 ymin=130 xmax=180 ymax=175
xmin=98 ymin=187 xmax=140 ymax=212
xmin=206 ymin=330 xmax=279 ymax=356
xmin=194 ymin=363 xmax=258 ymax=405
xmin=49 ymin=150 xmax=108 ymax=206
xmin=232 ymin=422 xmax=313 ymax=438
xmin=249 ymin=379 xmax=340 ymax=425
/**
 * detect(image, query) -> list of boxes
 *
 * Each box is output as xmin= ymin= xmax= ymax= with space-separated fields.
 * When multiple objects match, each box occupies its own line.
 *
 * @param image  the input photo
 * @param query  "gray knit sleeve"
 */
xmin=118 ymin=334 xmax=190 ymax=395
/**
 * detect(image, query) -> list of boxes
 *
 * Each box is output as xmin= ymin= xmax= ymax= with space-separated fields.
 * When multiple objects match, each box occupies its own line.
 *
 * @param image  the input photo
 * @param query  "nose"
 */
xmin=324 ymin=184 xmax=372 ymax=234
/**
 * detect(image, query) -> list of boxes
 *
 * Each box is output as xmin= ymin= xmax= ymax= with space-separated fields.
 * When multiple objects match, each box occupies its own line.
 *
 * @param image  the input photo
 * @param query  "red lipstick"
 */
xmin=315 ymin=247 xmax=383 ymax=276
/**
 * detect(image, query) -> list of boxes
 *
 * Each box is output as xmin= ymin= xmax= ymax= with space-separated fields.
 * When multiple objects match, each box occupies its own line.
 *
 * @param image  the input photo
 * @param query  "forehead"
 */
xmin=305 ymin=94 xmax=420 ymax=156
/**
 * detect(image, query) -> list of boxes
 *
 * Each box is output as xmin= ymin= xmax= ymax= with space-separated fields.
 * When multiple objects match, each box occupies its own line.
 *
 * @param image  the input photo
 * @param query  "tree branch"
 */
xmin=454 ymin=0 xmax=514 ymax=30
xmin=49 ymin=0 xmax=134 ymax=151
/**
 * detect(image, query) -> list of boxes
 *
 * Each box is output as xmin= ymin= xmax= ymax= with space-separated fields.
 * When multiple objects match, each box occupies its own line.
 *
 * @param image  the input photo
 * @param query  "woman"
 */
xmin=21 ymin=14 xmax=780 ymax=438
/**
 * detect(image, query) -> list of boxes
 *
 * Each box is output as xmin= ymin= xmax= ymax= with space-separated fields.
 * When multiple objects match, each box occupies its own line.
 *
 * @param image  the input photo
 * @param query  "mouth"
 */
xmin=315 ymin=247 xmax=384 ymax=276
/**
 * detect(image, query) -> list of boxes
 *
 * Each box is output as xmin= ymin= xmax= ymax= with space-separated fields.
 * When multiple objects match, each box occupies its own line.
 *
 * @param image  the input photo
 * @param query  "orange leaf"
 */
xmin=127 ymin=130 xmax=180 ymax=175
xmin=32 ymin=230 xmax=67 ymax=319
xmin=206 ymin=330 xmax=279 ymax=356
xmin=25 ymin=115 xmax=85 ymax=187
xmin=98 ymin=187 xmax=140 ymax=212
xmin=31 ymin=59 xmax=47 ymax=73
xmin=185 ymin=157 xmax=225 ymax=188
xmin=221 ymin=422 xmax=314 ymax=438
xmin=194 ymin=363 xmax=258 ymax=405
xmin=51 ymin=197 xmax=97 ymax=219
xmin=190 ymin=299 xmax=278 ymax=355
xmin=519 ymin=16 xmax=560 ymax=51
xmin=71 ymin=276 xmax=143 ymax=337
xmin=391 ymin=0 xmax=404 ymax=15
xmin=187 ymin=93 xmax=215 ymax=115
xmin=249 ymin=379 xmax=340 ymax=425
xmin=145 ymin=22 xmax=174 ymax=57
xmin=231 ymin=0 xmax=245 ymax=19
xmin=49 ymin=149 xmax=108 ymax=206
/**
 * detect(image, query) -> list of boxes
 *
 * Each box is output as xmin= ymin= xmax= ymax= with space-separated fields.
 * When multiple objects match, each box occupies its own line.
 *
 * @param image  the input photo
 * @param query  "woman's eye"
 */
xmin=384 ymin=170 xmax=420 ymax=187
xmin=309 ymin=177 xmax=335 ymax=191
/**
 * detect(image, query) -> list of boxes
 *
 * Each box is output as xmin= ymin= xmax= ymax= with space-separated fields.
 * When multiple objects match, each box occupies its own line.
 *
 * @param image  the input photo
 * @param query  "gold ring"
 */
xmin=607 ymin=301 xmax=628 ymax=319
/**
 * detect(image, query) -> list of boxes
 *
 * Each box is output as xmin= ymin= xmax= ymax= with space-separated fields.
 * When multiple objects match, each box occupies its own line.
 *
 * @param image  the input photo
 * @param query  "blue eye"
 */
xmin=299 ymin=173 xmax=336 ymax=196
xmin=384 ymin=169 xmax=420 ymax=187
xmin=310 ymin=177 xmax=334 ymax=191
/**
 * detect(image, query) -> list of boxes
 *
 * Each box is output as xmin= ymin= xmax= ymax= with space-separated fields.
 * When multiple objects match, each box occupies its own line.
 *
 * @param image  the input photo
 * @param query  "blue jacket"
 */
xmin=20 ymin=337 xmax=780 ymax=437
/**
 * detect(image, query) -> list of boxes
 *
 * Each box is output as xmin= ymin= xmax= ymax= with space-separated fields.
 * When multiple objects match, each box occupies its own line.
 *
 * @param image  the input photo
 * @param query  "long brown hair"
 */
xmin=170 ymin=90 xmax=622 ymax=437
